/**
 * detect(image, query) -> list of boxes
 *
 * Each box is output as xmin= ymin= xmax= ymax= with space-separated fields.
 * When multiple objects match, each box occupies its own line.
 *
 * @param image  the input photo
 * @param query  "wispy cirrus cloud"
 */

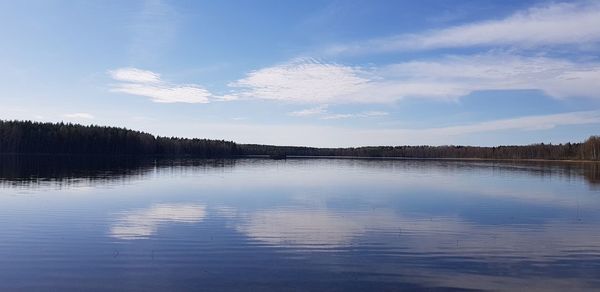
xmin=111 ymin=82 xmax=213 ymax=104
xmin=374 ymin=53 xmax=600 ymax=101
xmin=109 ymin=67 xmax=215 ymax=103
xmin=320 ymin=111 xmax=389 ymax=120
xmin=110 ymin=67 xmax=161 ymax=83
xmin=231 ymin=58 xmax=371 ymax=103
xmin=289 ymin=104 xmax=329 ymax=117
xmin=110 ymin=48 xmax=600 ymax=106
xmin=328 ymin=1 xmax=600 ymax=55
xmin=228 ymin=2 xmax=600 ymax=105
xmin=237 ymin=54 xmax=600 ymax=104
xmin=111 ymin=52 xmax=600 ymax=105
xmin=289 ymin=104 xmax=388 ymax=120
xmin=426 ymin=110 xmax=600 ymax=135
xmin=320 ymin=113 xmax=354 ymax=120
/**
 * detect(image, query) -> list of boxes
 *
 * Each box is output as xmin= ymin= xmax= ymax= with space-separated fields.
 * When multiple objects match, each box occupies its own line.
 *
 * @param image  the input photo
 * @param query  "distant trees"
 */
xmin=0 ymin=120 xmax=239 ymax=157
xmin=0 ymin=120 xmax=599 ymax=161
xmin=239 ymin=138 xmax=600 ymax=161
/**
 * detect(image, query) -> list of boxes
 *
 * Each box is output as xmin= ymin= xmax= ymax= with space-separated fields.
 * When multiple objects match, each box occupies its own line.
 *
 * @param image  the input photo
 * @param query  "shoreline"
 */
xmin=243 ymin=154 xmax=600 ymax=164
xmin=1 ymin=153 xmax=599 ymax=164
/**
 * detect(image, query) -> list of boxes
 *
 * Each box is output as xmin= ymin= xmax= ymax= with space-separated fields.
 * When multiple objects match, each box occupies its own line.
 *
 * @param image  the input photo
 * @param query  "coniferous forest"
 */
xmin=0 ymin=120 xmax=240 ymax=157
xmin=1 ymin=120 xmax=600 ymax=161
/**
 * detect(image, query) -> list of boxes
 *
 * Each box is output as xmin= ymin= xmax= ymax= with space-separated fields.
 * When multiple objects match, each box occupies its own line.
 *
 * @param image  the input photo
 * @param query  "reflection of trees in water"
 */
xmin=0 ymin=155 xmax=235 ymax=187
xmin=583 ymin=163 xmax=600 ymax=187
xmin=280 ymin=158 xmax=600 ymax=187
xmin=490 ymin=160 xmax=600 ymax=187
xmin=0 ymin=155 xmax=598 ymax=188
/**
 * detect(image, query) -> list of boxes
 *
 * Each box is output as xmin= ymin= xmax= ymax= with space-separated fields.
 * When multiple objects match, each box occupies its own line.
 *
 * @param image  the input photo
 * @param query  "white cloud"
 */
xmin=108 ymin=54 xmax=600 ymax=105
xmin=289 ymin=104 xmax=389 ymax=119
xmin=214 ymin=94 xmax=239 ymax=101
xmin=329 ymin=1 xmax=600 ymax=54
xmin=289 ymin=104 xmax=329 ymax=116
xmin=63 ymin=113 xmax=95 ymax=119
xmin=372 ymin=53 xmax=600 ymax=101
xmin=104 ymin=1 xmax=600 ymax=124
xmin=426 ymin=110 xmax=600 ymax=135
xmin=241 ymin=54 xmax=600 ymax=104
xmin=109 ymin=67 xmax=161 ymax=83
xmin=320 ymin=111 xmax=388 ymax=120
xmin=320 ymin=113 xmax=354 ymax=120
xmin=109 ymin=67 xmax=214 ymax=103
xmin=110 ymin=203 xmax=206 ymax=240
xmin=112 ymin=82 xmax=212 ymax=103
xmin=231 ymin=58 xmax=371 ymax=103
xmin=359 ymin=111 xmax=389 ymax=117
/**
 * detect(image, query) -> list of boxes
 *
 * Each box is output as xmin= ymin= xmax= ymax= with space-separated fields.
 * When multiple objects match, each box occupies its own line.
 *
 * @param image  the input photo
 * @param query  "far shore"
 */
xmin=242 ymin=155 xmax=600 ymax=164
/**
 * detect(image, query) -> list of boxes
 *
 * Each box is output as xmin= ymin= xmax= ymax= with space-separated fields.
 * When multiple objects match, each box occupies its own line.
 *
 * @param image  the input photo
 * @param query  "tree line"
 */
xmin=240 ymin=138 xmax=600 ymax=161
xmin=0 ymin=120 xmax=240 ymax=157
xmin=1 ymin=120 xmax=599 ymax=161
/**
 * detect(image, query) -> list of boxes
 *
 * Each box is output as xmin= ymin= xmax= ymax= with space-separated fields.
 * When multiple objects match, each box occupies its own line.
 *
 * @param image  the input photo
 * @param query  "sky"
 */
xmin=1 ymin=0 xmax=600 ymax=147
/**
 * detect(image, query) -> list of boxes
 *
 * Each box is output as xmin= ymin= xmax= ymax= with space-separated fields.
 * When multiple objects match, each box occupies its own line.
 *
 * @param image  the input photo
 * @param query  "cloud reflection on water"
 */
xmin=110 ymin=203 xmax=206 ymax=240
xmin=235 ymin=206 xmax=600 ymax=261
xmin=237 ymin=208 xmax=466 ymax=248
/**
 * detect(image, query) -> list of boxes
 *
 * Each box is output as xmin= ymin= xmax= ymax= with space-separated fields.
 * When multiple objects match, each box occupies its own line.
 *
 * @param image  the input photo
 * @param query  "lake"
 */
xmin=1 ymin=156 xmax=599 ymax=291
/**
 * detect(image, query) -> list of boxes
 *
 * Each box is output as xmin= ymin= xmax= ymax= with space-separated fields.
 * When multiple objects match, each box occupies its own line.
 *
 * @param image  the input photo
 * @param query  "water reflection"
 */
xmin=0 ymin=155 xmax=236 ymax=187
xmin=239 ymin=209 xmax=370 ymax=247
xmin=237 ymin=209 xmax=468 ymax=249
xmin=1 ymin=155 xmax=598 ymax=189
xmin=235 ymin=206 xmax=600 ymax=255
xmin=584 ymin=163 xmax=600 ymax=187
xmin=110 ymin=203 xmax=206 ymax=240
xmin=232 ymin=205 xmax=600 ymax=290
xmin=1 ymin=157 xmax=600 ymax=291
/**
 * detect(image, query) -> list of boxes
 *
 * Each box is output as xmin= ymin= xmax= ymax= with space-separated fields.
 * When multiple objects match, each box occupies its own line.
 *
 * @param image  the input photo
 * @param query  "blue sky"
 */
xmin=1 ymin=0 xmax=600 ymax=147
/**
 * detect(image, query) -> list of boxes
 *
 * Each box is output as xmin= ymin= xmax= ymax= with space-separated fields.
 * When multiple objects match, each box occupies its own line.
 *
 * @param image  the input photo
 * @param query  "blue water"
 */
xmin=1 ymin=157 xmax=599 ymax=291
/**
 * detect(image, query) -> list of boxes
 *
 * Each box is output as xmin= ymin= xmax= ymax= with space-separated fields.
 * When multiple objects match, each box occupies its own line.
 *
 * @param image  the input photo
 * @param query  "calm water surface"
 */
xmin=1 ymin=156 xmax=600 ymax=291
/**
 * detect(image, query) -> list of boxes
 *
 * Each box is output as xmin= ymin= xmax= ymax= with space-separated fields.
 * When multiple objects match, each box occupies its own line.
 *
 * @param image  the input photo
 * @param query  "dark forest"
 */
xmin=1 ymin=120 xmax=599 ymax=161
